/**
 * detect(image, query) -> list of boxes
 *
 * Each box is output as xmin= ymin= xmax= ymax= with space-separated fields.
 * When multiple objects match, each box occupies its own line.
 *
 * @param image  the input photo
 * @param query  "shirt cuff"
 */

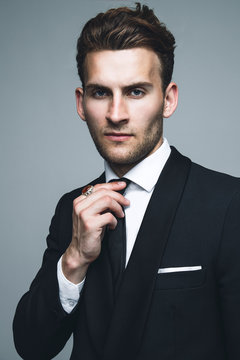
xmin=57 ymin=255 xmax=85 ymax=313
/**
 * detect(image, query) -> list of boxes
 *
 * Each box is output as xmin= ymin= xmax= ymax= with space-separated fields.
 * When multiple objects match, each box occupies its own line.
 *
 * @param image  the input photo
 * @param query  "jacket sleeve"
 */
xmin=13 ymin=193 xmax=80 ymax=360
xmin=217 ymin=191 xmax=240 ymax=359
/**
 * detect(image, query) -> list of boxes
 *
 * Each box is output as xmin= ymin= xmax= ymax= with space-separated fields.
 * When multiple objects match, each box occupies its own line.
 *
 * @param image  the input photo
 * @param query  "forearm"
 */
xmin=13 ymin=193 xmax=79 ymax=359
xmin=13 ymin=258 xmax=78 ymax=360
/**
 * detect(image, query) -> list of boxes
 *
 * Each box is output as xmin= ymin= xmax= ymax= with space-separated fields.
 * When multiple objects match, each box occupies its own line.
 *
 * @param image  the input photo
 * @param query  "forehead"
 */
xmin=84 ymin=48 xmax=162 ymax=86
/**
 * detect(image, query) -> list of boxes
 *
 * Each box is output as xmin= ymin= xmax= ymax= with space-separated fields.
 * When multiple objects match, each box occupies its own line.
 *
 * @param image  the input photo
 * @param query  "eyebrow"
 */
xmin=84 ymin=82 xmax=153 ymax=93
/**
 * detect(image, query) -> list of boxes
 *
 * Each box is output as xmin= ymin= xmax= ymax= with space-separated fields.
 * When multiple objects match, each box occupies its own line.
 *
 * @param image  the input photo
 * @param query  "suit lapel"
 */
xmin=103 ymin=147 xmax=191 ymax=359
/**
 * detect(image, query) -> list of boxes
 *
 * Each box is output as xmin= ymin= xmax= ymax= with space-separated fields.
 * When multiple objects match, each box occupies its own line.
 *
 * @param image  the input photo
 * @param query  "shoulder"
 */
xmin=171 ymin=146 xmax=240 ymax=196
xmin=170 ymin=146 xmax=240 ymax=208
xmin=185 ymin=159 xmax=240 ymax=211
xmin=190 ymin=161 xmax=240 ymax=191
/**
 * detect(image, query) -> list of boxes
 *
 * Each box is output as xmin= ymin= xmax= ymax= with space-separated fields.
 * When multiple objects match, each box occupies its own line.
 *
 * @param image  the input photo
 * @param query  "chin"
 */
xmin=104 ymin=155 xmax=134 ymax=165
xmin=95 ymin=140 xmax=159 ymax=166
xmin=101 ymin=150 xmax=145 ymax=167
xmin=97 ymin=146 xmax=128 ymax=163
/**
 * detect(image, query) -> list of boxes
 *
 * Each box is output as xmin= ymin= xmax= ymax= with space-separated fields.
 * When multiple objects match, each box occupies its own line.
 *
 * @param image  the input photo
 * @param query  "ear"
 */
xmin=75 ymin=87 xmax=86 ymax=121
xmin=163 ymin=82 xmax=178 ymax=118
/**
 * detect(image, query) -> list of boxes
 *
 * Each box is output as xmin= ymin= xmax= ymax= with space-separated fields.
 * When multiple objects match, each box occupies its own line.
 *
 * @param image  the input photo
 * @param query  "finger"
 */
xmin=88 ymin=188 xmax=129 ymax=206
xmin=94 ymin=180 xmax=127 ymax=192
xmin=74 ymin=189 xmax=130 ymax=214
xmin=95 ymin=212 xmax=118 ymax=231
xmin=81 ymin=196 xmax=125 ymax=220
xmin=74 ymin=181 xmax=128 ymax=205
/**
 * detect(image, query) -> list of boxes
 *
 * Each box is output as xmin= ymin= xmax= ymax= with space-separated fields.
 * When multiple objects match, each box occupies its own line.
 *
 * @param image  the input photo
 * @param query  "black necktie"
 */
xmin=107 ymin=178 xmax=130 ymax=296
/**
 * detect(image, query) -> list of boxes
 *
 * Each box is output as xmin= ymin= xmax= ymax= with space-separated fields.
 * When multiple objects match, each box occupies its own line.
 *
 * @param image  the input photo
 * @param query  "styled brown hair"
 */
xmin=76 ymin=3 xmax=176 ymax=92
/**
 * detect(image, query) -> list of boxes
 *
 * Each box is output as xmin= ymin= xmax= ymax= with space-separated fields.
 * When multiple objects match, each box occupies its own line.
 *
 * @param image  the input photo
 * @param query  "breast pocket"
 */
xmin=154 ymin=268 xmax=206 ymax=290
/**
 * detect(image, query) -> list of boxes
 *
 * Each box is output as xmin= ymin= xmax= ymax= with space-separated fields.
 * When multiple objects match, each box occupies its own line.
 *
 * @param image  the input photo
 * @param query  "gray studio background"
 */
xmin=1 ymin=0 xmax=239 ymax=359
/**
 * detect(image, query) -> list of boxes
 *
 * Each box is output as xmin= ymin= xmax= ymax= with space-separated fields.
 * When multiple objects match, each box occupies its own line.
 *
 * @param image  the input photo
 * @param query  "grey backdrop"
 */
xmin=1 ymin=0 xmax=240 ymax=359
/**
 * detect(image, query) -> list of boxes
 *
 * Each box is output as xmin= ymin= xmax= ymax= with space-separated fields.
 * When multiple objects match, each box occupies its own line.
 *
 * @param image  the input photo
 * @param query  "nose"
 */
xmin=106 ymin=94 xmax=129 ymax=124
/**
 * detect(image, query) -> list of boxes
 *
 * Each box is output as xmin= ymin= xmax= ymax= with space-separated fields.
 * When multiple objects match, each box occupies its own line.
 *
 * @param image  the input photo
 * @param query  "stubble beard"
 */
xmin=86 ymin=112 xmax=164 ymax=171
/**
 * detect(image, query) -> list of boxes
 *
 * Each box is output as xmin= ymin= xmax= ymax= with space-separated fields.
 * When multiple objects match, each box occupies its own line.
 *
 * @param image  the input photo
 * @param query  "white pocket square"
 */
xmin=158 ymin=266 xmax=202 ymax=274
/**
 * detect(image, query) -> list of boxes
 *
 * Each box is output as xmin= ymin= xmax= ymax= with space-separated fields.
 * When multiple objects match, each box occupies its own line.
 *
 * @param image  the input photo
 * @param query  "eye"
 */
xmin=129 ymin=88 xmax=145 ymax=98
xmin=92 ymin=89 xmax=108 ymax=98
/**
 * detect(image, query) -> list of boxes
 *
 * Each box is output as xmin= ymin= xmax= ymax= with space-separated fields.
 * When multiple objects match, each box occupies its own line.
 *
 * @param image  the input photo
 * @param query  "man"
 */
xmin=13 ymin=3 xmax=240 ymax=360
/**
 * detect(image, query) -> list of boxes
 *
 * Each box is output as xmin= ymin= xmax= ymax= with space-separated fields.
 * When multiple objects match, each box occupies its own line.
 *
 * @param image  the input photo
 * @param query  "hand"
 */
xmin=62 ymin=181 xmax=130 ymax=284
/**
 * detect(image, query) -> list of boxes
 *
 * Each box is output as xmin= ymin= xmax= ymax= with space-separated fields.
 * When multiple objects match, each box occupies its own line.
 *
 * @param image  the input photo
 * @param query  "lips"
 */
xmin=104 ymin=132 xmax=133 ymax=142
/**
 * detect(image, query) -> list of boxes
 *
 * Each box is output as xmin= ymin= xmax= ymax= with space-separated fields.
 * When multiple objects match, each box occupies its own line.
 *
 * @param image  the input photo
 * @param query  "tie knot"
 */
xmin=109 ymin=177 xmax=130 ymax=195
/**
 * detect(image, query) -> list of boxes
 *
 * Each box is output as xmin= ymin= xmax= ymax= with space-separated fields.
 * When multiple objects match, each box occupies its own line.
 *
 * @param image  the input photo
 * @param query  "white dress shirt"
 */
xmin=58 ymin=138 xmax=171 ymax=313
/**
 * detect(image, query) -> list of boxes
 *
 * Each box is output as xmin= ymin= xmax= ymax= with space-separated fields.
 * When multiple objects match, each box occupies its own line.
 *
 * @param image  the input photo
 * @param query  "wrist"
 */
xmin=62 ymin=248 xmax=89 ymax=284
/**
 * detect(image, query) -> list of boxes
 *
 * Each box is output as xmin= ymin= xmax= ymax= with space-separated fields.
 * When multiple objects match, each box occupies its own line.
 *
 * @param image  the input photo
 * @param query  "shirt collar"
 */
xmin=104 ymin=138 xmax=171 ymax=192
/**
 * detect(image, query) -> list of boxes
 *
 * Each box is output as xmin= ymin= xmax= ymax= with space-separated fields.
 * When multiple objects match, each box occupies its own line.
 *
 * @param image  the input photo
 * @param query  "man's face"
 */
xmin=76 ymin=48 xmax=177 ymax=175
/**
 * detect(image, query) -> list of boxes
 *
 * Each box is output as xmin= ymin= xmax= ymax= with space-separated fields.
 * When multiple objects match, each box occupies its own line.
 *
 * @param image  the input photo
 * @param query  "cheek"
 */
xmin=84 ymin=101 xmax=106 ymax=121
xmin=129 ymin=97 xmax=163 ymax=118
xmin=130 ymin=105 xmax=162 ymax=130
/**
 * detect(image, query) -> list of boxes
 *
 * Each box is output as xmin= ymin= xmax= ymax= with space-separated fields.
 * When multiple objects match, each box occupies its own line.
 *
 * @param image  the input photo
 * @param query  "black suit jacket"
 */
xmin=13 ymin=147 xmax=240 ymax=360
